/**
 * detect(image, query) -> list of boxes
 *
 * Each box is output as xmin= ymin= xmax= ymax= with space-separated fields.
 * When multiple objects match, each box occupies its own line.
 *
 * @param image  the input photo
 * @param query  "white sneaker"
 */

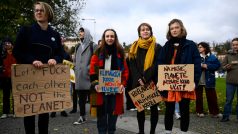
xmin=157 ymin=106 xmax=161 ymax=111
xmin=165 ymin=130 xmax=172 ymax=134
xmin=197 ymin=113 xmax=205 ymax=118
xmin=0 ymin=114 xmax=7 ymax=119
xmin=175 ymin=112 xmax=181 ymax=120
xmin=129 ymin=108 xmax=137 ymax=111
xmin=73 ymin=116 xmax=86 ymax=125
xmin=211 ymin=113 xmax=223 ymax=118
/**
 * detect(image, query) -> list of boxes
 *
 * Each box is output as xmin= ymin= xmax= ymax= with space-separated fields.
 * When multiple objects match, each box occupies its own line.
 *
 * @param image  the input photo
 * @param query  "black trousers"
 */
xmin=125 ymin=87 xmax=135 ymax=110
xmin=165 ymin=99 xmax=190 ymax=132
xmin=24 ymin=113 xmax=49 ymax=134
xmin=137 ymin=104 xmax=158 ymax=134
xmin=71 ymin=83 xmax=78 ymax=111
xmin=2 ymin=77 xmax=12 ymax=114
xmin=77 ymin=90 xmax=90 ymax=116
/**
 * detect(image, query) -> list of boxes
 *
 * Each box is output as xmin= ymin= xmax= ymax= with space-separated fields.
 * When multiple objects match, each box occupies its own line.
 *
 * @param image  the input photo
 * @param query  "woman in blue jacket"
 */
xmin=196 ymin=42 xmax=222 ymax=118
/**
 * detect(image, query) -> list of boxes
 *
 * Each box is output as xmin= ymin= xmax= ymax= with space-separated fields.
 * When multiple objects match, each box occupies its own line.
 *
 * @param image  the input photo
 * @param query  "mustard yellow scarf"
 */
xmin=129 ymin=36 xmax=156 ymax=71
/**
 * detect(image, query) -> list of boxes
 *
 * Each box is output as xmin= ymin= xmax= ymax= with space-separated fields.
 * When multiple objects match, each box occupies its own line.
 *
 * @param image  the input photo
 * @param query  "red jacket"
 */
xmin=3 ymin=52 xmax=16 ymax=78
xmin=89 ymin=48 xmax=129 ymax=115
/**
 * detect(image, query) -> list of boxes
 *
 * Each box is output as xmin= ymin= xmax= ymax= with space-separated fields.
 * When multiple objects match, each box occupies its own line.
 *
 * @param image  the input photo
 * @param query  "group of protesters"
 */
xmin=0 ymin=1 xmax=238 ymax=134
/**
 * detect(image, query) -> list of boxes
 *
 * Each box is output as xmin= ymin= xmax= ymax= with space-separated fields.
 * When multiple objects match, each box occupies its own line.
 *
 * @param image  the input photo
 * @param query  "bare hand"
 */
xmin=138 ymin=78 xmax=144 ymax=86
xmin=48 ymin=59 xmax=57 ymax=66
xmin=201 ymin=64 xmax=207 ymax=69
xmin=95 ymin=85 xmax=100 ymax=92
xmin=156 ymin=82 xmax=163 ymax=91
xmin=118 ymin=85 xmax=125 ymax=94
xmin=224 ymin=64 xmax=231 ymax=70
xmin=33 ymin=60 xmax=43 ymax=68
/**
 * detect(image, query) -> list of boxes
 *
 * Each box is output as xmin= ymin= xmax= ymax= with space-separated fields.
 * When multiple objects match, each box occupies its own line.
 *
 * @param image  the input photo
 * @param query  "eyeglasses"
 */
xmin=34 ymin=9 xmax=44 ymax=13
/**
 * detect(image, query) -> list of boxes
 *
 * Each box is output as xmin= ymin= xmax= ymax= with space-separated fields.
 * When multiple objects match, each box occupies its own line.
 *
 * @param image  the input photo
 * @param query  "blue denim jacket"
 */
xmin=201 ymin=53 xmax=221 ymax=88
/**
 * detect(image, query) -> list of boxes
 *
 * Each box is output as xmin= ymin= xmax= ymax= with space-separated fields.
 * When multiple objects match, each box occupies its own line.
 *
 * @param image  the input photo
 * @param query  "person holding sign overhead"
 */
xmin=13 ymin=2 xmax=64 ymax=134
xmin=89 ymin=29 xmax=129 ymax=134
xmin=157 ymin=19 xmax=201 ymax=134
xmin=128 ymin=23 xmax=162 ymax=134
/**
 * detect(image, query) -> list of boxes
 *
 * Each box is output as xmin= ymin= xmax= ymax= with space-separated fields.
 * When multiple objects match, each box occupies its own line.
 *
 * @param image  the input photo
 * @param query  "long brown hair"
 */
xmin=100 ymin=29 xmax=125 ymax=59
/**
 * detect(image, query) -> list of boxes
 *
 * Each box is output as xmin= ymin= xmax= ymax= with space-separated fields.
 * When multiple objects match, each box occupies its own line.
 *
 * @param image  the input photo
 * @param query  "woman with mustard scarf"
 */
xmin=128 ymin=23 xmax=162 ymax=134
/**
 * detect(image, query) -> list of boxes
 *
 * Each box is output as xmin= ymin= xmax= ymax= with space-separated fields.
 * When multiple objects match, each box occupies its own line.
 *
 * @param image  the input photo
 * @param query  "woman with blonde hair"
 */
xmin=13 ymin=2 xmax=64 ymax=134
xmin=157 ymin=19 xmax=201 ymax=134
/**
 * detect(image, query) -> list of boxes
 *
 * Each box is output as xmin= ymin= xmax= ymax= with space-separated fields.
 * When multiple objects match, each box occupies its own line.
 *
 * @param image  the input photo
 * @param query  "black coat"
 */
xmin=13 ymin=23 xmax=64 ymax=64
xmin=128 ymin=43 xmax=162 ymax=89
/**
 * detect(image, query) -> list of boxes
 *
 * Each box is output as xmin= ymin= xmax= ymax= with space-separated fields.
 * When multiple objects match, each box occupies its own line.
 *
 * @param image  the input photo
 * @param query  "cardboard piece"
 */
xmin=11 ymin=64 xmax=72 ymax=117
xmin=128 ymin=82 xmax=162 ymax=112
xmin=158 ymin=64 xmax=194 ymax=91
xmin=98 ymin=69 xmax=121 ymax=93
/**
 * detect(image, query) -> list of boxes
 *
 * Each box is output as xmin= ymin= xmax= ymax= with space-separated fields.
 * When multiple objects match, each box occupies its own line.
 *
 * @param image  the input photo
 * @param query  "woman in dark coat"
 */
xmin=157 ymin=19 xmax=201 ymax=134
xmin=128 ymin=23 xmax=161 ymax=134
xmin=13 ymin=2 xmax=64 ymax=134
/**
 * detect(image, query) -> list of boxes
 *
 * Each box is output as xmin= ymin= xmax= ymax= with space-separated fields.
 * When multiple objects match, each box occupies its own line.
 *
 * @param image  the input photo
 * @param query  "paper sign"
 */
xmin=11 ymin=64 xmax=72 ymax=117
xmin=128 ymin=82 xmax=162 ymax=112
xmin=98 ymin=69 xmax=121 ymax=93
xmin=158 ymin=64 xmax=194 ymax=91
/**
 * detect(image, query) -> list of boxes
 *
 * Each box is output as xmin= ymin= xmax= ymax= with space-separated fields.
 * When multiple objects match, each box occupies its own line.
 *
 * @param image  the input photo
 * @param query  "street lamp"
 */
xmin=81 ymin=18 xmax=96 ymax=41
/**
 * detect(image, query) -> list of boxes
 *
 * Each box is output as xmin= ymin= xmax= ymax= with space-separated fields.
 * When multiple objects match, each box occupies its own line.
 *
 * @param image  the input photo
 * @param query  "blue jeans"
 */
xmin=97 ymin=95 xmax=118 ymax=134
xmin=223 ymin=83 xmax=238 ymax=119
xmin=175 ymin=102 xmax=180 ymax=113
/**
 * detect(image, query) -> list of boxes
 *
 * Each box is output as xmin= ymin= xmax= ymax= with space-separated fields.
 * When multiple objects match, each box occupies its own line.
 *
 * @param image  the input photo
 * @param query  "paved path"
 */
xmin=0 ymin=105 xmax=238 ymax=134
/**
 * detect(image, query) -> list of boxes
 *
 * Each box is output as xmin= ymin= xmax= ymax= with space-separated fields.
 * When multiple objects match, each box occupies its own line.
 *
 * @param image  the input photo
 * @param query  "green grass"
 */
xmin=0 ymin=78 xmax=237 ymax=115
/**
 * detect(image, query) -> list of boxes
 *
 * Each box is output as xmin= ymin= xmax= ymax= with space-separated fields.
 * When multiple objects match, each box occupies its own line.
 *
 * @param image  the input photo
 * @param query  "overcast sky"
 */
xmin=79 ymin=0 xmax=238 ymax=45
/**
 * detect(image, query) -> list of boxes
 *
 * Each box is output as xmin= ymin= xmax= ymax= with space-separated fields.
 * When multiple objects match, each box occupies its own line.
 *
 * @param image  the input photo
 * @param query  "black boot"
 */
xmin=61 ymin=111 xmax=68 ymax=117
xmin=50 ymin=112 xmax=56 ymax=118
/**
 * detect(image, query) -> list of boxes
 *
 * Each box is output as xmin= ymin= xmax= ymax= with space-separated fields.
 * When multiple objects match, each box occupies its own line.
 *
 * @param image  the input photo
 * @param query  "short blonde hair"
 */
xmin=34 ymin=1 xmax=54 ymax=22
xmin=166 ymin=19 xmax=187 ymax=40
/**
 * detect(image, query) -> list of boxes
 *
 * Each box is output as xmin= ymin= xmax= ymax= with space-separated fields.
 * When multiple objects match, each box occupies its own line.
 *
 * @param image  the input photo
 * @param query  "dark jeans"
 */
xmin=195 ymin=85 xmax=219 ymax=115
xmin=125 ymin=88 xmax=135 ymax=110
xmin=77 ymin=90 xmax=90 ymax=116
xmin=71 ymin=83 xmax=78 ymax=111
xmin=223 ymin=83 xmax=238 ymax=119
xmin=2 ymin=77 xmax=12 ymax=114
xmin=137 ymin=104 xmax=158 ymax=134
xmin=165 ymin=99 xmax=190 ymax=132
xmin=24 ymin=113 xmax=49 ymax=134
xmin=97 ymin=95 xmax=118 ymax=134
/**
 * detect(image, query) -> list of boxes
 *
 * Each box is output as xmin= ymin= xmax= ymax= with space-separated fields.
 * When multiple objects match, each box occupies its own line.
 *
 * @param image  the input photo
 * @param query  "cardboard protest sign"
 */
xmin=158 ymin=64 xmax=194 ymax=91
xmin=11 ymin=64 xmax=72 ymax=117
xmin=128 ymin=82 xmax=162 ymax=112
xmin=98 ymin=69 xmax=121 ymax=93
